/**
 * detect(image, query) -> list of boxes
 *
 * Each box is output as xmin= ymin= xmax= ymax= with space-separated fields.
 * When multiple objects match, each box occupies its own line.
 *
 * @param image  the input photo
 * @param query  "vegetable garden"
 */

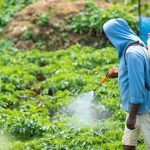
xmin=0 ymin=0 xmax=148 ymax=150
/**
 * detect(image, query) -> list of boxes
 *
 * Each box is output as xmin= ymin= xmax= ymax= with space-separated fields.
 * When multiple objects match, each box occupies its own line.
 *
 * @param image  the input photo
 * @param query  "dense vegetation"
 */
xmin=68 ymin=2 xmax=138 ymax=34
xmin=0 ymin=40 xmax=146 ymax=149
xmin=0 ymin=0 xmax=148 ymax=149
xmin=0 ymin=0 xmax=37 ymax=31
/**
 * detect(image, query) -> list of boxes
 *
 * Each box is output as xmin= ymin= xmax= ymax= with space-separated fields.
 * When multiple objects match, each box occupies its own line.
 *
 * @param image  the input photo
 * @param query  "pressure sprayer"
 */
xmin=93 ymin=68 xmax=117 ymax=92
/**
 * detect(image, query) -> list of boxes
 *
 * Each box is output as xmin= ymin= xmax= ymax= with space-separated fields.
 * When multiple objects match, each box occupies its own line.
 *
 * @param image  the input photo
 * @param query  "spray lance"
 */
xmin=93 ymin=68 xmax=117 ymax=92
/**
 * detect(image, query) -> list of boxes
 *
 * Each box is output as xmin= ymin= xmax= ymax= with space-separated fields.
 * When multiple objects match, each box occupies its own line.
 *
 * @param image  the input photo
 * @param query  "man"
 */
xmin=102 ymin=18 xmax=150 ymax=150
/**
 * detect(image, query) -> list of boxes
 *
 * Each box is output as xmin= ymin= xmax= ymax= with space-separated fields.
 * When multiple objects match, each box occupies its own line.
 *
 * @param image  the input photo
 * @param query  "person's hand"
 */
xmin=106 ymin=68 xmax=118 ymax=78
xmin=126 ymin=114 xmax=136 ymax=130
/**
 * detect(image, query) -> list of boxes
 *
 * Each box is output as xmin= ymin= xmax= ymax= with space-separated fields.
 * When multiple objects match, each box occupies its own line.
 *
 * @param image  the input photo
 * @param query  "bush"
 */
xmin=36 ymin=13 xmax=49 ymax=27
xmin=68 ymin=2 xmax=138 ymax=34
xmin=5 ymin=112 xmax=49 ymax=140
xmin=0 ymin=0 xmax=38 ymax=29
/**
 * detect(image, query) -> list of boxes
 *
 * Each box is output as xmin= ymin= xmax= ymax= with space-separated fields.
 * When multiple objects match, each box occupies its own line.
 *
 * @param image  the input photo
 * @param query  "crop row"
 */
xmin=0 ymin=40 xmax=146 ymax=149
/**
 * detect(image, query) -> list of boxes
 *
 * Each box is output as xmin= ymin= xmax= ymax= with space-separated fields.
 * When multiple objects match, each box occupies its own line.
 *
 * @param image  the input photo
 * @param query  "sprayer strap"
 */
xmin=145 ymin=82 xmax=150 ymax=91
xmin=124 ymin=41 xmax=146 ymax=65
xmin=124 ymin=41 xmax=150 ymax=91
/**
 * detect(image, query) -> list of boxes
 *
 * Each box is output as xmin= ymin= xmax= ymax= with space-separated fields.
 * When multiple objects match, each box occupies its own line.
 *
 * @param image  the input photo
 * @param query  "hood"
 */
xmin=103 ymin=18 xmax=143 ymax=58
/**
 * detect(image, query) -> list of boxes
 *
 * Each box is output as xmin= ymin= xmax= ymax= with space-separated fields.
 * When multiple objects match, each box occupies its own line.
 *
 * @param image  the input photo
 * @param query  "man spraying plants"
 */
xmin=102 ymin=18 xmax=150 ymax=150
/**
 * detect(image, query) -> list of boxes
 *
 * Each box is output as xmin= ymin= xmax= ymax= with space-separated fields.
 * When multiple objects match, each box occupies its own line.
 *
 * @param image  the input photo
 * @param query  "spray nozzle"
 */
xmin=94 ymin=68 xmax=117 ymax=92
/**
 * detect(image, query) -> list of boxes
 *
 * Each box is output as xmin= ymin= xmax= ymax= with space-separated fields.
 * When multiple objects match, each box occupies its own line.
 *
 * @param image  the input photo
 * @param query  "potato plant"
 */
xmin=0 ymin=0 xmax=37 ymax=29
xmin=68 ymin=2 xmax=138 ymax=35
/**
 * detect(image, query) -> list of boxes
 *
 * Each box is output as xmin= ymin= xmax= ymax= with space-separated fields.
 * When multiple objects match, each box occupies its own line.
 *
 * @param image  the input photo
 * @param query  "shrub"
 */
xmin=6 ymin=112 xmax=49 ymax=140
xmin=0 ymin=0 xmax=38 ymax=28
xmin=68 ymin=2 xmax=138 ymax=34
xmin=36 ymin=13 xmax=49 ymax=27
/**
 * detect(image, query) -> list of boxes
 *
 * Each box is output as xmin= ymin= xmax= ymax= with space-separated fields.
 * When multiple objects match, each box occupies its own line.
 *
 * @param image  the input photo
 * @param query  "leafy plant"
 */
xmin=0 ymin=0 xmax=38 ymax=29
xmin=36 ymin=13 xmax=49 ymax=27
xmin=0 ymin=41 xmax=146 ymax=149
xmin=68 ymin=2 xmax=138 ymax=34
xmin=21 ymin=29 xmax=33 ymax=40
xmin=3 ymin=112 xmax=50 ymax=140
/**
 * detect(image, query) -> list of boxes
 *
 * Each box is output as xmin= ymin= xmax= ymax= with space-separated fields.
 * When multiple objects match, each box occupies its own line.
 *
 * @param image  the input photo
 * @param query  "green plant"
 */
xmin=68 ymin=2 xmax=138 ymax=34
xmin=21 ymin=28 xmax=34 ymax=40
xmin=0 ymin=41 xmax=147 ymax=149
xmin=0 ymin=0 xmax=38 ymax=29
xmin=67 ymin=2 xmax=102 ymax=34
xmin=36 ymin=13 xmax=49 ymax=27
xmin=52 ymin=23 xmax=60 ymax=30
xmin=5 ymin=112 xmax=50 ymax=140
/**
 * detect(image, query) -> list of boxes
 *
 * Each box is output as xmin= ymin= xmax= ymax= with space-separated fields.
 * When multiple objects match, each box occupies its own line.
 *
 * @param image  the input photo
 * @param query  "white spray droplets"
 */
xmin=66 ymin=91 xmax=109 ymax=128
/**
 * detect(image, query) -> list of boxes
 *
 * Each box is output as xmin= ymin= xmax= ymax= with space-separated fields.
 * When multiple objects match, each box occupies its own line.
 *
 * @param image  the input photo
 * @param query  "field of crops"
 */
xmin=0 ymin=40 xmax=146 ymax=150
xmin=0 ymin=0 xmax=148 ymax=149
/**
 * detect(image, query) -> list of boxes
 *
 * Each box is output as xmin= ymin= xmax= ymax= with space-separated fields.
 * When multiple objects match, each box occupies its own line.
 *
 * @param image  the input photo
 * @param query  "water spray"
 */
xmin=66 ymin=68 xmax=117 ymax=128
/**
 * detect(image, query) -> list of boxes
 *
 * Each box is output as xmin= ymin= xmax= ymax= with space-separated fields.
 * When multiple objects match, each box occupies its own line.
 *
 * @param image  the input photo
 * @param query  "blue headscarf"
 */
xmin=103 ymin=18 xmax=144 ymax=58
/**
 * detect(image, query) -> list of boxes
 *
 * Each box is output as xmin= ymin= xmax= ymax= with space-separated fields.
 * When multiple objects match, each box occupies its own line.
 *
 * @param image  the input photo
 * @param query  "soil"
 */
xmin=3 ymin=0 xmax=112 ymax=50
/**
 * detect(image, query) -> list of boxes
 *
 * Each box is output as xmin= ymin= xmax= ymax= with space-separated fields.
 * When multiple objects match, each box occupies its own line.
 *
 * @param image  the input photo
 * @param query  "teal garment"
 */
xmin=103 ymin=18 xmax=150 ymax=114
xmin=139 ymin=16 xmax=150 ymax=45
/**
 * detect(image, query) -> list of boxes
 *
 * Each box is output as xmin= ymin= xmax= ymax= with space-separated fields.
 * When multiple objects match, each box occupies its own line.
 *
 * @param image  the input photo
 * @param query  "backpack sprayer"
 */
xmin=93 ymin=68 xmax=117 ymax=92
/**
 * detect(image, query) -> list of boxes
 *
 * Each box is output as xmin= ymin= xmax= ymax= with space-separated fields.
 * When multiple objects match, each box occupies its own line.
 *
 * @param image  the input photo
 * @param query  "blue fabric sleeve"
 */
xmin=126 ymin=51 xmax=145 ymax=104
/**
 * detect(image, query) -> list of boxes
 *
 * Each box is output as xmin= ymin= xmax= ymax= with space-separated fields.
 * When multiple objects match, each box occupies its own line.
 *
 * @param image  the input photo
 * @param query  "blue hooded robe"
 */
xmin=103 ymin=18 xmax=150 ymax=114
